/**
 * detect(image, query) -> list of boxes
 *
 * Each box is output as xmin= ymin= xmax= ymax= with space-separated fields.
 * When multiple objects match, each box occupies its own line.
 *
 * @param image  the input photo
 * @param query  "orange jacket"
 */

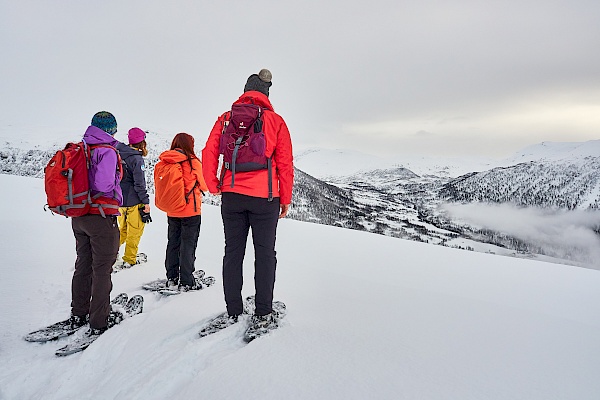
xmin=157 ymin=149 xmax=208 ymax=218
xmin=202 ymin=91 xmax=294 ymax=204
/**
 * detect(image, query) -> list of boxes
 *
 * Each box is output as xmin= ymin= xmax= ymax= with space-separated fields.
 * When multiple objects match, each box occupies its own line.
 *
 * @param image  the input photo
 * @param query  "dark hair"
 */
xmin=131 ymin=140 xmax=148 ymax=157
xmin=170 ymin=133 xmax=196 ymax=159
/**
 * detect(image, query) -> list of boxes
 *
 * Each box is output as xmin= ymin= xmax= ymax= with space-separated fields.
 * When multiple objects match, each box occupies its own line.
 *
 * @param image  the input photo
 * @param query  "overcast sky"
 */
xmin=1 ymin=0 xmax=599 ymax=158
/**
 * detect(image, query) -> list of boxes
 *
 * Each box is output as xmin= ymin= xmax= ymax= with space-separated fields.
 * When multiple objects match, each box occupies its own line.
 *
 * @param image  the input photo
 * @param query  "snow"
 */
xmin=294 ymin=147 xmax=498 ymax=179
xmin=2 ymin=173 xmax=600 ymax=399
xmin=294 ymin=148 xmax=387 ymax=178
xmin=0 ymin=124 xmax=82 ymax=151
xmin=295 ymin=140 xmax=600 ymax=180
xmin=504 ymin=140 xmax=600 ymax=164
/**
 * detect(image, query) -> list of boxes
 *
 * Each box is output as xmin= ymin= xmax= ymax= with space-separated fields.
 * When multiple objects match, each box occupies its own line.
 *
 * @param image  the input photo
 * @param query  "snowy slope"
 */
xmin=1 ymin=174 xmax=600 ymax=400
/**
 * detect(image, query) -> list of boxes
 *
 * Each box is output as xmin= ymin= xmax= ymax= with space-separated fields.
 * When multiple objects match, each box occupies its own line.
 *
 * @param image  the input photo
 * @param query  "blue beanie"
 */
xmin=91 ymin=111 xmax=117 ymax=135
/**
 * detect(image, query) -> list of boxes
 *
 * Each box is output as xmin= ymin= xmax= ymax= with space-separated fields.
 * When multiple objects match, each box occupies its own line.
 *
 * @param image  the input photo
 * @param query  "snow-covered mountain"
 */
xmin=440 ymin=158 xmax=600 ymax=209
xmin=295 ymin=141 xmax=600 ymax=269
xmin=441 ymin=140 xmax=600 ymax=209
xmin=2 ymin=174 xmax=600 ymax=400
xmin=503 ymin=140 xmax=600 ymax=164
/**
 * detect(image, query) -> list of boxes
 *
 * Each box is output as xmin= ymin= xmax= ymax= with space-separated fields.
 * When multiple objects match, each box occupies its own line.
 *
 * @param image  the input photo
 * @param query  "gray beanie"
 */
xmin=244 ymin=68 xmax=273 ymax=97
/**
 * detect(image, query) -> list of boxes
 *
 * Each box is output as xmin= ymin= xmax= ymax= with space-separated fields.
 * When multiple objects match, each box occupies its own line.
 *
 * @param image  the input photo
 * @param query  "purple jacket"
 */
xmin=83 ymin=125 xmax=123 ymax=205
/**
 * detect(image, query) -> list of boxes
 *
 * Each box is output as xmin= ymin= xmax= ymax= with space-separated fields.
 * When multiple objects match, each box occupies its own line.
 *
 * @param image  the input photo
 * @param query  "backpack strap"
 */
xmin=87 ymin=143 xmax=123 ymax=217
xmin=218 ymin=112 xmax=231 ymax=191
xmin=90 ymin=203 xmax=120 ymax=218
xmin=230 ymin=136 xmax=245 ymax=188
xmin=267 ymin=157 xmax=273 ymax=202
xmin=64 ymin=167 xmax=91 ymax=211
xmin=185 ymin=181 xmax=199 ymax=212
xmin=228 ymin=106 xmax=263 ymax=189
xmin=218 ymin=166 xmax=226 ymax=190
xmin=253 ymin=107 xmax=263 ymax=134
xmin=177 ymin=158 xmax=205 ymax=212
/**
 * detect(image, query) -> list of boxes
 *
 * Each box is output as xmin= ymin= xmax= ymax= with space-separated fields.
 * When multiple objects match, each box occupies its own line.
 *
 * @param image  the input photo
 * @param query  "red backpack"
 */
xmin=44 ymin=141 xmax=122 ymax=217
xmin=218 ymin=103 xmax=273 ymax=200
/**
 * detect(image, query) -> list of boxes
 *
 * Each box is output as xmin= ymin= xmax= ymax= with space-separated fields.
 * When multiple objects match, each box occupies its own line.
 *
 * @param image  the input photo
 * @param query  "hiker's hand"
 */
xmin=279 ymin=204 xmax=290 ymax=219
xmin=141 ymin=213 xmax=152 ymax=223
xmin=139 ymin=205 xmax=152 ymax=223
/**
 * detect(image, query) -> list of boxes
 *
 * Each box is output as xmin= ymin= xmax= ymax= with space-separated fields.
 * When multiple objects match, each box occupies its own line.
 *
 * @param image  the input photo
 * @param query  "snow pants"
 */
xmin=221 ymin=192 xmax=280 ymax=317
xmin=165 ymin=215 xmax=202 ymax=287
xmin=118 ymin=204 xmax=146 ymax=265
xmin=71 ymin=214 xmax=119 ymax=329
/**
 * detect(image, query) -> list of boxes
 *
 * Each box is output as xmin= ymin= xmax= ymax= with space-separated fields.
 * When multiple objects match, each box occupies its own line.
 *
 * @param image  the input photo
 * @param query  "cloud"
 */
xmin=442 ymin=203 xmax=600 ymax=267
xmin=414 ymin=130 xmax=436 ymax=137
xmin=1 ymin=1 xmax=600 ymax=158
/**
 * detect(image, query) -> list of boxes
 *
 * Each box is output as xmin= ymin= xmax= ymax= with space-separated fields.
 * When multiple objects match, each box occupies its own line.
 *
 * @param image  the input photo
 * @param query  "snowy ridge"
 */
xmin=1 ymin=174 xmax=600 ymax=399
xmin=440 ymin=157 xmax=600 ymax=209
xmin=504 ymin=140 xmax=600 ymax=164
xmin=294 ymin=147 xmax=497 ymax=179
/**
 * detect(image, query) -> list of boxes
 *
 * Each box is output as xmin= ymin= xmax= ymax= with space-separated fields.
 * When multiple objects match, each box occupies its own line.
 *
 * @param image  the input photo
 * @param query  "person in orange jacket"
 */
xmin=202 ymin=69 xmax=294 ymax=333
xmin=157 ymin=133 xmax=208 ymax=290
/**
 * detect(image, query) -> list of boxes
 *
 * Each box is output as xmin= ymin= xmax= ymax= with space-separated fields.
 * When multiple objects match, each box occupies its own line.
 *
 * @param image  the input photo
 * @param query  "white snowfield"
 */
xmin=1 ymin=174 xmax=600 ymax=400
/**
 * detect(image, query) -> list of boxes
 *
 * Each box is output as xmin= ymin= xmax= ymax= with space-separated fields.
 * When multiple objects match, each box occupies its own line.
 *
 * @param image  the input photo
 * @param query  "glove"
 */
xmin=139 ymin=205 xmax=152 ymax=224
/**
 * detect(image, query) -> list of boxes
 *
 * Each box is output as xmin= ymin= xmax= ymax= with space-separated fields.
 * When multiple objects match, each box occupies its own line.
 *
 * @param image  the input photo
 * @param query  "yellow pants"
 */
xmin=118 ymin=205 xmax=146 ymax=265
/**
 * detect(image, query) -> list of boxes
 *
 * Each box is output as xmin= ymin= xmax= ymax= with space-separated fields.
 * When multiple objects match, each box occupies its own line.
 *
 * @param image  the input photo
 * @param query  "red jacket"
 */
xmin=202 ymin=91 xmax=294 ymax=204
xmin=157 ymin=150 xmax=208 ymax=218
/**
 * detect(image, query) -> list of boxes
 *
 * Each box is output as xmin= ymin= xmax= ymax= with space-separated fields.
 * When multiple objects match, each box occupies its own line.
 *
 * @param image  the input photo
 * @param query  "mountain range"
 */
xmin=1 ymin=137 xmax=599 ymax=268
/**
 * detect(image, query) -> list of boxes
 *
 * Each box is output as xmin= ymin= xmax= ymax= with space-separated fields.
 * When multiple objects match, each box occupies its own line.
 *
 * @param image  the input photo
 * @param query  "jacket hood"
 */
xmin=83 ymin=125 xmax=119 ymax=147
xmin=159 ymin=149 xmax=193 ymax=164
xmin=116 ymin=142 xmax=142 ymax=160
xmin=235 ymin=91 xmax=274 ymax=112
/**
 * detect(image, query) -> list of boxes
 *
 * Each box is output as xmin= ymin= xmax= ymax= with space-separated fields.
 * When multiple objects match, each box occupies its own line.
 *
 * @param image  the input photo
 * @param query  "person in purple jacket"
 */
xmin=69 ymin=111 xmax=123 ymax=339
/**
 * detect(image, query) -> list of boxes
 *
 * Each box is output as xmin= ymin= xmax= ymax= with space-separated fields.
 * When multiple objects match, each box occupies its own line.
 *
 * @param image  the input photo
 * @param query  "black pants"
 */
xmin=165 ymin=215 xmax=202 ymax=286
xmin=221 ymin=192 xmax=280 ymax=316
xmin=71 ymin=214 xmax=119 ymax=329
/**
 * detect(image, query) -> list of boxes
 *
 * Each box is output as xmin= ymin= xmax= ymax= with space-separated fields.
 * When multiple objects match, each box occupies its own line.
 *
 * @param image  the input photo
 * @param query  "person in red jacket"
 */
xmin=202 ymin=69 xmax=294 ymax=334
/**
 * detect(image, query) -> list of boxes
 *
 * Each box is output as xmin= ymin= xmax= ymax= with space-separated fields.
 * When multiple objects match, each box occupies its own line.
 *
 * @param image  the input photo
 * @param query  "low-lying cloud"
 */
xmin=442 ymin=203 xmax=600 ymax=268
